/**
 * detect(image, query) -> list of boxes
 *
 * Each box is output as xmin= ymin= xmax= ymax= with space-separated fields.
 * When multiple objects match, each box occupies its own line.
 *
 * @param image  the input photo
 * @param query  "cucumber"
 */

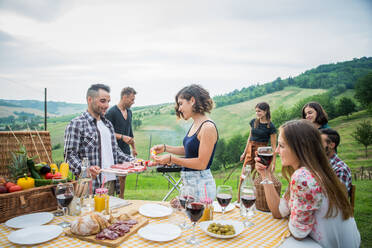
xmin=27 ymin=159 xmax=42 ymax=179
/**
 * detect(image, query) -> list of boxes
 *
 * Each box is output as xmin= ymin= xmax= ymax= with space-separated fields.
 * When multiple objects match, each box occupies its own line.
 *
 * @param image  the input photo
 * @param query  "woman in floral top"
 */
xmin=255 ymin=119 xmax=360 ymax=248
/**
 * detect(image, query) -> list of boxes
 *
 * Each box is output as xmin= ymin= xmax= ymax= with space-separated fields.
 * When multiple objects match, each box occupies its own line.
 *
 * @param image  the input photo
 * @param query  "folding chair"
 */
xmin=156 ymin=164 xmax=182 ymax=201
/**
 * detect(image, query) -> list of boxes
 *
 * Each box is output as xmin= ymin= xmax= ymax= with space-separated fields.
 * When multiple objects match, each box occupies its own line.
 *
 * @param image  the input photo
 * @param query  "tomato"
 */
xmin=5 ymin=182 xmax=16 ymax=189
xmin=52 ymin=172 xmax=62 ymax=179
xmin=9 ymin=185 xmax=22 ymax=192
xmin=45 ymin=173 xmax=54 ymax=179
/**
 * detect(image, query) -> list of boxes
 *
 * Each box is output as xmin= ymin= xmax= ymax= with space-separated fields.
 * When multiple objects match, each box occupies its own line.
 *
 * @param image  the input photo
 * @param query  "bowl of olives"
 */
xmin=199 ymin=220 xmax=244 ymax=239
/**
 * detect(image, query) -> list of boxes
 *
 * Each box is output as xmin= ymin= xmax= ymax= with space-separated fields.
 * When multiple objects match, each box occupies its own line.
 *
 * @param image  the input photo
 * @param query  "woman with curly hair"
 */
xmin=152 ymin=84 xmax=218 ymax=200
xmin=255 ymin=119 xmax=360 ymax=247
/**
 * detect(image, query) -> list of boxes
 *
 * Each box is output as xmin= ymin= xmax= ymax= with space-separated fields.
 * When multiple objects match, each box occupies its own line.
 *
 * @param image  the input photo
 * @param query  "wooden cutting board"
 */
xmin=65 ymin=215 xmax=148 ymax=247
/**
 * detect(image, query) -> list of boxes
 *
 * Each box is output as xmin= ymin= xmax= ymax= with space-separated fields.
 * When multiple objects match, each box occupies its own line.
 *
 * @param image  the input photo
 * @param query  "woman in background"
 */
xmin=238 ymin=102 xmax=277 ymax=201
xmin=255 ymin=119 xmax=360 ymax=248
xmin=302 ymin=102 xmax=329 ymax=129
xmin=151 ymin=84 xmax=218 ymax=200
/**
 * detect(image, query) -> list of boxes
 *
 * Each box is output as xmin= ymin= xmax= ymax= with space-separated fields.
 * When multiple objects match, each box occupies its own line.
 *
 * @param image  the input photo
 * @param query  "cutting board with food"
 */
xmin=65 ymin=212 xmax=148 ymax=247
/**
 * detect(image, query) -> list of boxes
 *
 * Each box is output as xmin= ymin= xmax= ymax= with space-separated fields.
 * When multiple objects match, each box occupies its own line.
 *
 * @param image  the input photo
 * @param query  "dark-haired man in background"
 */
xmin=64 ymin=84 xmax=135 ymax=195
xmin=105 ymin=87 xmax=137 ymax=198
xmin=320 ymin=128 xmax=352 ymax=195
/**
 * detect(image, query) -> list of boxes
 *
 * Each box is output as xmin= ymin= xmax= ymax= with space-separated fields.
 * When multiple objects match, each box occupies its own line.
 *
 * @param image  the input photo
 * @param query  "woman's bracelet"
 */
xmin=163 ymin=144 xmax=166 ymax=152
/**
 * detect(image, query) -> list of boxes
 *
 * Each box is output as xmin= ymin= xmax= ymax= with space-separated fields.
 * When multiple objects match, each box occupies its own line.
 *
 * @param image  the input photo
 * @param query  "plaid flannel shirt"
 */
xmin=330 ymin=153 xmax=352 ymax=194
xmin=64 ymin=111 xmax=134 ymax=192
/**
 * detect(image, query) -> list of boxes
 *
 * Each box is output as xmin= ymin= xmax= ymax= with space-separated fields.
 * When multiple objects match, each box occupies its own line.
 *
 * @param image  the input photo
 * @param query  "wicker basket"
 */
xmin=0 ymin=131 xmax=58 ymax=222
xmin=254 ymin=173 xmax=282 ymax=212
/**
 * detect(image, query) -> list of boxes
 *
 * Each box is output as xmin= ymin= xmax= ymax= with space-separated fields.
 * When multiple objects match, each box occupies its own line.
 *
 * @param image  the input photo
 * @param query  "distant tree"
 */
xmin=352 ymin=120 xmax=372 ymax=158
xmin=355 ymin=72 xmax=372 ymax=110
xmin=215 ymin=138 xmax=229 ymax=169
xmin=132 ymin=119 xmax=142 ymax=130
xmin=271 ymin=106 xmax=292 ymax=127
xmin=337 ymin=97 xmax=356 ymax=118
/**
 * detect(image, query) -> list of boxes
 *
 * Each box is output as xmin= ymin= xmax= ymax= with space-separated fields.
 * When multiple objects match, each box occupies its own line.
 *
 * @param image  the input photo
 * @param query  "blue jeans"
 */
xmin=181 ymin=169 xmax=216 ymax=201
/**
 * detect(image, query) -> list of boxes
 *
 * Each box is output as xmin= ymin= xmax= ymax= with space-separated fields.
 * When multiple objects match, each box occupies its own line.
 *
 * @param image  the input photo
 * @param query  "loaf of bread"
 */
xmin=70 ymin=212 xmax=110 ymax=236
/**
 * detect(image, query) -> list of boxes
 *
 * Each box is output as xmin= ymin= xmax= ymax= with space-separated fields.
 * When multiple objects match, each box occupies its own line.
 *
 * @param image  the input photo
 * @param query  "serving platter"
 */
xmin=65 ymin=215 xmax=148 ymax=247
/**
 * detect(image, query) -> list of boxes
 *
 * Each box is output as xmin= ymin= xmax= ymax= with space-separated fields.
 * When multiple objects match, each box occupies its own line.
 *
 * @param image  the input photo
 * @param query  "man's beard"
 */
xmin=325 ymin=146 xmax=331 ymax=157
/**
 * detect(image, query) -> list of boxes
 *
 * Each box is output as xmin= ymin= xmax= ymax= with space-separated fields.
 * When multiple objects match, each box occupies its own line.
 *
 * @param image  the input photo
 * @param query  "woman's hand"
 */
xmin=254 ymin=157 xmax=268 ymax=178
xmin=150 ymin=144 xmax=166 ymax=157
xmin=153 ymin=154 xmax=172 ymax=165
xmin=240 ymin=152 xmax=246 ymax=162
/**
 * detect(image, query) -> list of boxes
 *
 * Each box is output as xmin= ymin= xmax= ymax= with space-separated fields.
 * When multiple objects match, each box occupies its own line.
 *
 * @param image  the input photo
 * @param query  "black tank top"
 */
xmin=182 ymin=120 xmax=218 ymax=171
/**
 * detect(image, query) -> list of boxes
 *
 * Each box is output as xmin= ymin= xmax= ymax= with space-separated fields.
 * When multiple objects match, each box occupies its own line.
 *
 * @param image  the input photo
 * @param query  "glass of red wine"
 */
xmin=257 ymin=146 xmax=274 ymax=184
xmin=240 ymin=185 xmax=256 ymax=227
xmin=216 ymin=185 xmax=233 ymax=220
xmin=177 ymin=185 xmax=193 ymax=230
xmin=55 ymin=183 xmax=74 ymax=228
xmin=185 ymin=188 xmax=204 ymax=245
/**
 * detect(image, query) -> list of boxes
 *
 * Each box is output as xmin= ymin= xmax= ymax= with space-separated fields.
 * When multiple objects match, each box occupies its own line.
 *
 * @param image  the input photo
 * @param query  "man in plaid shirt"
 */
xmin=64 ymin=84 xmax=135 ymax=195
xmin=320 ymin=128 xmax=352 ymax=195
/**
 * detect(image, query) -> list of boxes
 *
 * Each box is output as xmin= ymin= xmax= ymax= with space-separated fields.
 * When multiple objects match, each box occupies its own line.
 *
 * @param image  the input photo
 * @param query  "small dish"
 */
xmin=5 ymin=212 xmax=54 ymax=229
xmin=139 ymin=203 xmax=172 ymax=218
xmin=199 ymin=220 xmax=244 ymax=239
xmin=8 ymin=225 xmax=63 ymax=245
xmin=138 ymin=223 xmax=181 ymax=242
xmin=213 ymin=201 xmax=235 ymax=213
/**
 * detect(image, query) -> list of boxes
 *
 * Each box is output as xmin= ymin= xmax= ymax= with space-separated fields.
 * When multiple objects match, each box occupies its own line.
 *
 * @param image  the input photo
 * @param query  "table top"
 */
xmin=0 ymin=200 xmax=319 ymax=248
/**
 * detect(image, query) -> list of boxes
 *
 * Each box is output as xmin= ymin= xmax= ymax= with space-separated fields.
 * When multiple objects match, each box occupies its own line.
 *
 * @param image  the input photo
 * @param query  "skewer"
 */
xmin=7 ymin=125 xmax=20 ymax=144
xmin=34 ymin=128 xmax=52 ymax=164
xmin=27 ymin=124 xmax=41 ymax=163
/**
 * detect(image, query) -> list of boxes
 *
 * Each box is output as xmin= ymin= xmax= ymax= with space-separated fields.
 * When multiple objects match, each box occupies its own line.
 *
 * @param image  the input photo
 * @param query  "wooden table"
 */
xmin=0 ymin=200 xmax=320 ymax=248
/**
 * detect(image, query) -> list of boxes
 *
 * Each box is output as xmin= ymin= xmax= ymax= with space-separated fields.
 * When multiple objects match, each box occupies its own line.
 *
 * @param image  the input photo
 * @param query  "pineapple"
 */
xmin=7 ymin=145 xmax=30 ymax=181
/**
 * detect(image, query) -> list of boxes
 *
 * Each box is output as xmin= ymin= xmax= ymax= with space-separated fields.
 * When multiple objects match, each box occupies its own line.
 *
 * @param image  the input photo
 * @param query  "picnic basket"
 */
xmin=0 ymin=131 xmax=58 ymax=223
xmin=253 ymin=172 xmax=282 ymax=212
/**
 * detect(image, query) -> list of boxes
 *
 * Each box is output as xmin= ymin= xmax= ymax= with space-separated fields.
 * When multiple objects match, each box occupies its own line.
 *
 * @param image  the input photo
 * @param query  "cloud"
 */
xmin=0 ymin=0 xmax=74 ymax=22
xmin=0 ymin=0 xmax=371 ymax=106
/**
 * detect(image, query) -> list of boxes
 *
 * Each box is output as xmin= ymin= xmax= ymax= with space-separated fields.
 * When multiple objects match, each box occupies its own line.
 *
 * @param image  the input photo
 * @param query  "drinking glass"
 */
xmin=216 ymin=185 xmax=232 ymax=220
xmin=55 ymin=183 xmax=74 ymax=228
xmin=185 ymin=187 xmax=204 ymax=246
xmin=240 ymin=185 xmax=256 ymax=227
xmin=178 ymin=185 xmax=193 ymax=230
xmin=257 ymin=146 xmax=274 ymax=184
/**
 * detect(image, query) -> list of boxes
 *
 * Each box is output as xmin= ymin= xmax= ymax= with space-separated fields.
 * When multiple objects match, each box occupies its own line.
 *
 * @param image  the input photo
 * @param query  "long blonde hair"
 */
xmin=281 ymin=119 xmax=352 ymax=219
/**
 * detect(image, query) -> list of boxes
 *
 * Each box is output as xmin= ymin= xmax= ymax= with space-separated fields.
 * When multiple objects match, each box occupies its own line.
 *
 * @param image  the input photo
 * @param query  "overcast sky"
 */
xmin=0 ymin=0 xmax=371 ymax=107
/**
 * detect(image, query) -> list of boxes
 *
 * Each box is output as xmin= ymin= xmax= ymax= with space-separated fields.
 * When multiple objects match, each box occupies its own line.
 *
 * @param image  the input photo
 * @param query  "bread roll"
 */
xmin=70 ymin=214 xmax=100 ymax=236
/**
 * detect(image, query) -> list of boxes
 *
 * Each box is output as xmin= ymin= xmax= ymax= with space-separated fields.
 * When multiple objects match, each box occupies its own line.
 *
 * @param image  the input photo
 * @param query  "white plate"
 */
xmin=213 ymin=201 xmax=235 ymax=213
xmin=8 ymin=225 xmax=63 ymax=245
xmin=199 ymin=220 xmax=244 ymax=239
xmin=138 ymin=223 xmax=181 ymax=242
xmin=5 ymin=212 xmax=54 ymax=229
xmin=139 ymin=203 xmax=172 ymax=218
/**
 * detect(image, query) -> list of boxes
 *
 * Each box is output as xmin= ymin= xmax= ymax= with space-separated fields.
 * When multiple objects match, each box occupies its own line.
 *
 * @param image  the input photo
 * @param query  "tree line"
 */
xmin=213 ymin=57 xmax=372 ymax=108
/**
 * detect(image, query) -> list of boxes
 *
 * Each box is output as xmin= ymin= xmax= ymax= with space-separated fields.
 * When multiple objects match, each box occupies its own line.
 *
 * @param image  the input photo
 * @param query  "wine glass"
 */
xmin=216 ymin=185 xmax=232 ymax=220
xmin=240 ymin=185 xmax=256 ymax=227
xmin=178 ymin=185 xmax=192 ymax=230
xmin=257 ymin=146 xmax=274 ymax=184
xmin=185 ymin=187 xmax=204 ymax=246
xmin=55 ymin=183 xmax=74 ymax=228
